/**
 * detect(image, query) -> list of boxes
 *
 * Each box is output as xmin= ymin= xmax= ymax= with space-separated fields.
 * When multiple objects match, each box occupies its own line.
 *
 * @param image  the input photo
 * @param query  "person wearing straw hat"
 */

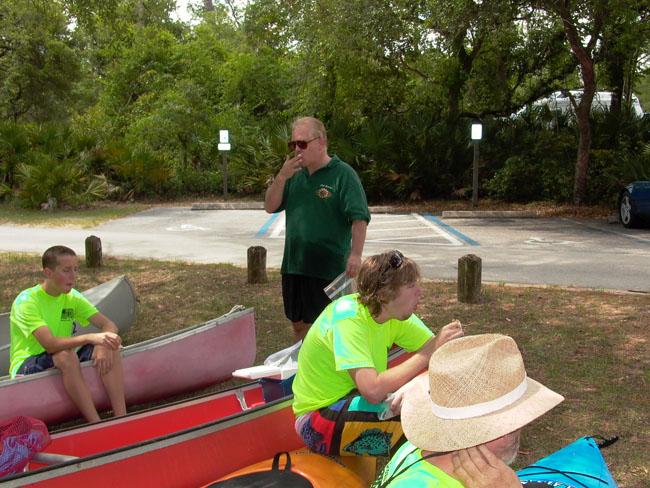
xmin=292 ymin=250 xmax=464 ymax=458
xmin=372 ymin=334 xmax=564 ymax=488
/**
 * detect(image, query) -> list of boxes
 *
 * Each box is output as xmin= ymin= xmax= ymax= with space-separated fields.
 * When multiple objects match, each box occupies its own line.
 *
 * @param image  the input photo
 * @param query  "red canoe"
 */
xmin=1 ymin=348 xmax=409 ymax=487
xmin=0 ymin=306 xmax=256 ymax=425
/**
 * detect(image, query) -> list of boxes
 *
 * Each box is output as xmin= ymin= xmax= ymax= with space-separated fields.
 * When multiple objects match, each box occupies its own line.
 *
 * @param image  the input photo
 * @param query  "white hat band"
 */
xmin=429 ymin=376 xmax=528 ymax=420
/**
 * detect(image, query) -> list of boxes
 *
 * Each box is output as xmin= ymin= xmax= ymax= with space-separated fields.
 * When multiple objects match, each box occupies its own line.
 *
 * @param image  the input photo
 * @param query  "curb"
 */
xmin=441 ymin=210 xmax=538 ymax=218
xmin=191 ymin=202 xmax=395 ymax=213
xmin=191 ymin=202 xmax=264 ymax=210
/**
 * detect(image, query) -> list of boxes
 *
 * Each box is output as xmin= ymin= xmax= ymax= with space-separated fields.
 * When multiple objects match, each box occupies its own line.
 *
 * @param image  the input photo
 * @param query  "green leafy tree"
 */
xmin=529 ymin=0 xmax=650 ymax=204
xmin=0 ymin=0 xmax=81 ymax=122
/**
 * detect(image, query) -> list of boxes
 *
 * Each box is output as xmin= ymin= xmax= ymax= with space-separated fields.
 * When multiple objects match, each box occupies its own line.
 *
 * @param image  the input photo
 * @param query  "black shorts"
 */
xmin=17 ymin=344 xmax=95 ymax=375
xmin=282 ymin=274 xmax=332 ymax=324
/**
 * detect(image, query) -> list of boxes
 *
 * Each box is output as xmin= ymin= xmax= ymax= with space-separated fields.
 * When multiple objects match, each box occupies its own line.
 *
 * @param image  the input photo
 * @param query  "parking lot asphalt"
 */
xmin=0 ymin=206 xmax=648 ymax=292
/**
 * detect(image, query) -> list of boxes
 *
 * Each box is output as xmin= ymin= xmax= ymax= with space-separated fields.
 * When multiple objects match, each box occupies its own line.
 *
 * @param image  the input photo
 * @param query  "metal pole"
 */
xmin=222 ymin=152 xmax=228 ymax=197
xmin=472 ymin=141 xmax=479 ymax=206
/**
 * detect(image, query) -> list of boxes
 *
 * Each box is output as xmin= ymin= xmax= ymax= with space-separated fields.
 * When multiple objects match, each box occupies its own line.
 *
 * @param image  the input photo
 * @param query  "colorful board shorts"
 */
xmin=295 ymin=393 xmax=405 ymax=457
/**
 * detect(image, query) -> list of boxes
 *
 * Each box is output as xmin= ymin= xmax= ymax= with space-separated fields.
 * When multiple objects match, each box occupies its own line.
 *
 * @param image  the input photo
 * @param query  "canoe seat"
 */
xmin=31 ymin=452 xmax=79 ymax=466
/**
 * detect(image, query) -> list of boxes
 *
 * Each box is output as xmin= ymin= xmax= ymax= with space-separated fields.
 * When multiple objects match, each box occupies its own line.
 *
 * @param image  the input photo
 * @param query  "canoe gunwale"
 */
xmin=0 ymin=306 xmax=253 ymax=386
xmin=1 ymin=394 xmax=294 ymax=485
xmin=49 ymin=380 xmax=263 ymax=436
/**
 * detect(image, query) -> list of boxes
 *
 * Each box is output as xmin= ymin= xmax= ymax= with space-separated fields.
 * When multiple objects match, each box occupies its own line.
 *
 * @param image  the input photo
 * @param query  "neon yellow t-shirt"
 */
xmin=9 ymin=285 xmax=98 ymax=377
xmin=291 ymin=294 xmax=433 ymax=417
xmin=371 ymin=441 xmax=464 ymax=488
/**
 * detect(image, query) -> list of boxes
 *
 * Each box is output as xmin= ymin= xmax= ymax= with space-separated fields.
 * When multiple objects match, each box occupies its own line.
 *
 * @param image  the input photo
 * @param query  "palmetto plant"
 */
xmin=4 ymin=123 xmax=118 ymax=208
xmin=15 ymin=153 xmax=85 ymax=208
xmin=108 ymin=143 xmax=172 ymax=197
xmin=0 ymin=122 xmax=31 ymax=189
xmin=237 ymin=124 xmax=290 ymax=194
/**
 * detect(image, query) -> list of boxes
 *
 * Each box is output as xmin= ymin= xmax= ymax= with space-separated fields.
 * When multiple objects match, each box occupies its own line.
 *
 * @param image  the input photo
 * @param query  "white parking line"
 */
xmin=369 ymin=218 xmax=423 ymax=226
xmin=262 ymin=212 xmax=465 ymax=246
xmin=367 ymin=226 xmax=424 ymax=233
xmin=413 ymin=214 xmax=463 ymax=245
xmin=365 ymin=213 xmax=463 ymax=246
xmin=269 ymin=212 xmax=285 ymax=238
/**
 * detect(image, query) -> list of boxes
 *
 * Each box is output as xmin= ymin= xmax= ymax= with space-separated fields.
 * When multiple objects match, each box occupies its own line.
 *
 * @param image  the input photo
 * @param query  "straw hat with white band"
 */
xmin=401 ymin=334 xmax=564 ymax=452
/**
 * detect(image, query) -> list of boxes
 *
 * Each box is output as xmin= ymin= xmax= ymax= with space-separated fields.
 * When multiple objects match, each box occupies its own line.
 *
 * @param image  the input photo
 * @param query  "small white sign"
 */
xmin=218 ymin=143 xmax=231 ymax=151
xmin=219 ymin=130 xmax=229 ymax=143
xmin=471 ymin=123 xmax=483 ymax=140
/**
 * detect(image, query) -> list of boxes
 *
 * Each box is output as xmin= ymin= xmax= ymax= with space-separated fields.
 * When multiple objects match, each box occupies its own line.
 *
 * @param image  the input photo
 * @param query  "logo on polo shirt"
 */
xmin=61 ymin=309 xmax=74 ymax=320
xmin=316 ymin=188 xmax=332 ymax=199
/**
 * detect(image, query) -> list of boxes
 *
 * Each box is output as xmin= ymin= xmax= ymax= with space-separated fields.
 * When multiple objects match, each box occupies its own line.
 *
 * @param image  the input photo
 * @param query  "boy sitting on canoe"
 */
xmin=291 ymin=250 xmax=464 ymax=457
xmin=9 ymin=245 xmax=126 ymax=423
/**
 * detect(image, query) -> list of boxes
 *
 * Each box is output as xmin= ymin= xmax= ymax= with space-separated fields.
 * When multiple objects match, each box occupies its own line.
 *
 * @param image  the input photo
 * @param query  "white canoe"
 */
xmin=0 ymin=274 xmax=137 ymax=376
xmin=0 ymin=306 xmax=256 ymax=425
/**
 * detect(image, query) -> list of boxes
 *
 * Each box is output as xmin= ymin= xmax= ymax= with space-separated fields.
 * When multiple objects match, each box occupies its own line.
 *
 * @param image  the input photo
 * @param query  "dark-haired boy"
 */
xmin=10 ymin=245 xmax=126 ymax=422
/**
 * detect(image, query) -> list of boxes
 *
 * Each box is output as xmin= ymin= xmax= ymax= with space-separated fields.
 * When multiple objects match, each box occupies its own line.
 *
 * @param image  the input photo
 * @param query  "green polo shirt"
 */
xmin=276 ymin=155 xmax=370 ymax=281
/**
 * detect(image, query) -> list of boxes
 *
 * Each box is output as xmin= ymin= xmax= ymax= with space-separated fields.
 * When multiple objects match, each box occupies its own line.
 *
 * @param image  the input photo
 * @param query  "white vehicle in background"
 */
xmin=532 ymin=90 xmax=644 ymax=117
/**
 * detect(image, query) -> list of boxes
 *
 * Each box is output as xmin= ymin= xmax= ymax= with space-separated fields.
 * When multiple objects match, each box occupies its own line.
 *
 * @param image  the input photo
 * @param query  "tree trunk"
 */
xmin=573 ymin=103 xmax=592 ymax=205
xmin=555 ymin=4 xmax=598 ymax=206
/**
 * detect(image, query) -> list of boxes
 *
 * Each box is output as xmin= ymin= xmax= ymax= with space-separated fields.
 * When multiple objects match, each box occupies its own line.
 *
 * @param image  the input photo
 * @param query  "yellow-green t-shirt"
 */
xmin=9 ymin=285 xmax=98 ymax=377
xmin=371 ymin=441 xmax=464 ymax=488
xmin=291 ymin=294 xmax=433 ymax=417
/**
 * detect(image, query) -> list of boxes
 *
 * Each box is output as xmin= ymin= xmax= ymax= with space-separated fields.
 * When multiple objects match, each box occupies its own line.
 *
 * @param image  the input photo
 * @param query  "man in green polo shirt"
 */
xmin=265 ymin=116 xmax=370 ymax=341
xmin=10 ymin=245 xmax=126 ymax=423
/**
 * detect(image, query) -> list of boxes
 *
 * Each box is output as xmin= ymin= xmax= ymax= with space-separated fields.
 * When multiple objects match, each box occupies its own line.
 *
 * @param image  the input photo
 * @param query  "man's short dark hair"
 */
xmin=42 ymin=246 xmax=76 ymax=270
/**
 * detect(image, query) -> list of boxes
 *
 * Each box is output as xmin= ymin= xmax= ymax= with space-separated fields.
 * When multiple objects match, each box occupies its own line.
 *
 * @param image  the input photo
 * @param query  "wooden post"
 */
xmin=85 ymin=235 xmax=103 ymax=268
xmin=247 ymin=246 xmax=267 ymax=284
xmin=457 ymin=254 xmax=481 ymax=303
xmin=222 ymin=152 xmax=228 ymax=197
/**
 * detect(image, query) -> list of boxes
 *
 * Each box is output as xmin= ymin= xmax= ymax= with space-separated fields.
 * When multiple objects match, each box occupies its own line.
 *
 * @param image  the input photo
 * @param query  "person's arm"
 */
xmin=451 ymin=444 xmax=523 ymax=488
xmin=32 ymin=322 xmax=121 ymax=355
xmin=348 ymin=335 xmax=437 ymax=404
xmin=87 ymin=312 xmax=121 ymax=376
xmin=264 ymin=154 xmax=303 ymax=213
xmin=345 ymin=219 xmax=367 ymax=278
xmin=433 ymin=319 xmax=464 ymax=350
xmin=348 ymin=320 xmax=464 ymax=405
xmin=88 ymin=312 xmax=119 ymax=334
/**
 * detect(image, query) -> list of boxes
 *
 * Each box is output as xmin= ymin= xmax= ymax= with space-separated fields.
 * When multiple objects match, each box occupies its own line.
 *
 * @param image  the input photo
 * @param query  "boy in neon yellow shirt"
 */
xmin=292 ymin=250 xmax=464 ymax=457
xmin=10 ymin=245 xmax=126 ymax=423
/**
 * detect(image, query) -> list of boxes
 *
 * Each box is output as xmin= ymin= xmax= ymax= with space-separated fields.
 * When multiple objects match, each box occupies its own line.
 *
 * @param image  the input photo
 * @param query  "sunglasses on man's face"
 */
xmin=288 ymin=137 xmax=319 ymax=151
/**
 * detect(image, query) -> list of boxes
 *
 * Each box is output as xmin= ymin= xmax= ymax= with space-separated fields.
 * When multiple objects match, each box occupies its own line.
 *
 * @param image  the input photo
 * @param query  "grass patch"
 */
xmin=0 ymin=202 xmax=150 ymax=228
xmin=1 ymin=252 xmax=647 ymax=486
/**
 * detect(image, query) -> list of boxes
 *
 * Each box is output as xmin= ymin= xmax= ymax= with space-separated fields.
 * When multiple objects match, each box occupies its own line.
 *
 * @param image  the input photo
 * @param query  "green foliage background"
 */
xmin=0 ymin=0 xmax=649 ymax=208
